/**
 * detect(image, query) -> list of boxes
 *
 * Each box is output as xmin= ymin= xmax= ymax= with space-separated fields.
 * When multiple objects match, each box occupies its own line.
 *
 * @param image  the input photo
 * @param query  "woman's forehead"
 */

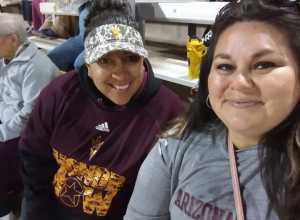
xmin=214 ymin=21 xmax=293 ymax=57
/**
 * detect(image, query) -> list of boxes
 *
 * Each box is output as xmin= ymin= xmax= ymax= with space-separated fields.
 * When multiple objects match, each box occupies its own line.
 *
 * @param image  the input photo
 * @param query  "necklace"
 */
xmin=228 ymin=135 xmax=245 ymax=220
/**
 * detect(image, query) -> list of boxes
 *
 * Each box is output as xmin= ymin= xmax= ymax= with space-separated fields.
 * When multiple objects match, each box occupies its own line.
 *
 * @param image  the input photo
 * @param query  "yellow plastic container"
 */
xmin=186 ymin=38 xmax=207 ymax=80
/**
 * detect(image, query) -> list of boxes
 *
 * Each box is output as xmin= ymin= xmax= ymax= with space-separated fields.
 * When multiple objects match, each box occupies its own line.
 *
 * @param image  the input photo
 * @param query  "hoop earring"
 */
xmin=206 ymin=95 xmax=212 ymax=109
xmin=296 ymin=122 xmax=300 ymax=147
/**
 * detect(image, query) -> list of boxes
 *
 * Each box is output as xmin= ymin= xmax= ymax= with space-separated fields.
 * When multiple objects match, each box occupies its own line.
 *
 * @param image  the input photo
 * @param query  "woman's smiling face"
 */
xmin=208 ymin=21 xmax=300 ymax=147
xmin=87 ymin=50 xmax=145 ymax=106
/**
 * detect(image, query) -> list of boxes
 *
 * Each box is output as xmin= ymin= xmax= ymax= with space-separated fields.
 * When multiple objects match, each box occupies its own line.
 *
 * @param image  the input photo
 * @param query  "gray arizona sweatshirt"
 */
xmin=124 ymin=125 xmax=279 ymax=220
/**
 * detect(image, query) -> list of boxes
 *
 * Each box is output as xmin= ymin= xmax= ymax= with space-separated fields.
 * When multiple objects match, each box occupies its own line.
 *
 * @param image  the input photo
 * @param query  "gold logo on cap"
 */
xmin=111 ymin=25 xmax=122 ymax=40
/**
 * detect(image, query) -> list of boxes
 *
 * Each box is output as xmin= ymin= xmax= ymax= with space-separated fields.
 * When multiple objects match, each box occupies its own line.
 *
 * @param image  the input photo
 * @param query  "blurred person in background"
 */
xmin=0 ymin=13 xmax=58 ymax=218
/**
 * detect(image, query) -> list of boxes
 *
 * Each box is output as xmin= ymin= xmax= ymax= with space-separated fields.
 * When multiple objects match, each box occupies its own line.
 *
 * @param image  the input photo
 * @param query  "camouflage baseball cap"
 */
xmin=84 ymin=24 xmax=148 ymax=64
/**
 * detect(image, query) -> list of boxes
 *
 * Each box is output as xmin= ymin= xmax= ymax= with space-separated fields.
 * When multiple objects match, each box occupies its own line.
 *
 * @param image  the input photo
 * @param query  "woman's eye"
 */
xmin=216 ymin=63 xmax=234 ymax=72
xmin=97 ymin=58 xmax=111 ymax=65
xmin=124 ymin=55 xmax=141 ymax=63
xmin=254 ymin=61 xmax=275 ymax=70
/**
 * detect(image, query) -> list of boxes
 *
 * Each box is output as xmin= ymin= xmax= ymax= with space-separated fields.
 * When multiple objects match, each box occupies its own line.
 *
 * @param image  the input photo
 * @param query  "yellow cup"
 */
xmin=186 ymin=39 xmax=207 ymax=80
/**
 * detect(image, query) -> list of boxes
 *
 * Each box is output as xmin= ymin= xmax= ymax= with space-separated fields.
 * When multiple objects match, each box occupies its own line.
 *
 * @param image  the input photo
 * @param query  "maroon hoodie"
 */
xmin=20 ymin=60 xmax=184 ymax=220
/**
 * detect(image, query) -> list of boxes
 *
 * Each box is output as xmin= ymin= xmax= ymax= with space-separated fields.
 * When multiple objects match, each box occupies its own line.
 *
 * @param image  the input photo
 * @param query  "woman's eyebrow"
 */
xmin=214 ymin=49 xmax=276 ymax=60
xmin=251 ymin=49 xmax=276 ymax=59
xmin=214 ymin=53 xmax=231 ymax=60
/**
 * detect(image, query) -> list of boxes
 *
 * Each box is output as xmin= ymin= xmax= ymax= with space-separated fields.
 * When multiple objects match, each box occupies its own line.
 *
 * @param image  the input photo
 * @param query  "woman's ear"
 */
xmin=10 ymin=33 xmax=19 ymax=42
xmin=86 ymin=63 xmax=92 ymax=77
xmin=141 ymin=57 xmax=146 ymax=71
xmin=10 ymin=34 xmax=21 ymax=46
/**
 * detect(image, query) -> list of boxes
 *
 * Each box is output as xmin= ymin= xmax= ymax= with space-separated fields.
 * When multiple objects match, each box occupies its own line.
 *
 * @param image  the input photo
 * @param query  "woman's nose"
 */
xmin=111 ymin=60 xmax=127 ymax=80
xmin=230 ymin=71 xmax=255 ymax=91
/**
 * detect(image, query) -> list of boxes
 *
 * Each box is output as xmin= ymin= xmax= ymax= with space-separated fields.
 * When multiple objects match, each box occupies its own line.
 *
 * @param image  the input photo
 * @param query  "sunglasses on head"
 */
xmin=268 ymin=0 xmax=300 ymax=10
xmin=217 ymin=0 xmax=300 ymax=19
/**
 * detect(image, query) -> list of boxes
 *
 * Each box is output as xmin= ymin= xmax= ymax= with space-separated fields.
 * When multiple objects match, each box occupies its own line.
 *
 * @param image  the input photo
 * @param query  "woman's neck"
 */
xmin=228 ymin=130 xmax=261 ymax=149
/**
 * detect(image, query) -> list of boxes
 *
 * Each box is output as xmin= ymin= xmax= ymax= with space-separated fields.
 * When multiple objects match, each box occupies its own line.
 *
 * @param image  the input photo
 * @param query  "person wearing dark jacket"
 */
xmin=19 ymin=1 xmax=184 ymax=220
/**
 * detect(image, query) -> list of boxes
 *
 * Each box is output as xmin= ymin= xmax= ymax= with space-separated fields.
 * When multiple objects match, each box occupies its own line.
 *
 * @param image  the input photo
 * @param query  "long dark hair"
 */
xmin=84 ymin=0 xmax=138 ymax=40
xmin=175 ymin=0 xmax=300 ymax=219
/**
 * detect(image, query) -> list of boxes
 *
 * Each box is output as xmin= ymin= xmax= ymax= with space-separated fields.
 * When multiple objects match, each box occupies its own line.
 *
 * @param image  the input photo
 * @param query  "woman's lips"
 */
xmin=226 ymin=99 xmax=263 ymax=108
xmin=112 ymin=84 xmax=130 ymax=91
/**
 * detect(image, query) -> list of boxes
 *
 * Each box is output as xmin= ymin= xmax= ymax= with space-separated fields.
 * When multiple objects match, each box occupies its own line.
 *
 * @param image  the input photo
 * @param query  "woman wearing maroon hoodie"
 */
xmin=19 ymin=1 xmax=184 ymax=220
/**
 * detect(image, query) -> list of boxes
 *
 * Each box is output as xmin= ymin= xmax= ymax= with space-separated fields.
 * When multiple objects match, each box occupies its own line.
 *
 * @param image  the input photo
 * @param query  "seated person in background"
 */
xmin=31 ymin=0 xmax=44 ymax=31
xmin=0 ymin=13 xmax=58 ymax=217
xmin=19 ymin=0 xmax=184 ymax=220
xmin=125 ymin=0 xmax=300 ymax=219
xmin=47 ymin=0 xmax=136 ymax=72
xmin=47 ymin=1 xmax=89 ymax=71
xmin=39 ymin=14 xmax=77 ymax=39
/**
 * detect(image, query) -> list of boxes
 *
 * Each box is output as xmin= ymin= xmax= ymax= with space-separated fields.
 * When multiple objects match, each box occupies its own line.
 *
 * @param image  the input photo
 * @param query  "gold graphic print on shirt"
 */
xmin=52 ymin=149 xmax=126 ymax=216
